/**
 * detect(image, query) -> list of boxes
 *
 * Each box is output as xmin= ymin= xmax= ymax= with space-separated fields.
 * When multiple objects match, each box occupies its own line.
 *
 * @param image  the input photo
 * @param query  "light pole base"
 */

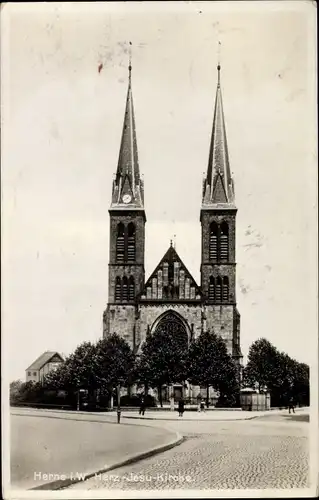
xmin=117 ymin=410 xmax=121 ymax=424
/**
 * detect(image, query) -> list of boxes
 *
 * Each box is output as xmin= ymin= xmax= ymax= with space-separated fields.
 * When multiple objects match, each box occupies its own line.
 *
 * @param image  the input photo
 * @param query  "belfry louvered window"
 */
xmin=215 ymin=277 xmax=222 ymax=302
xmin=220 ymin=222 xmax=229 ymax=261
xmin=209 ymin=276 xmax=215 ymax=300
xmin=122 ymin=277 xmax=128 ymax=301
xmin=209 ymin=222 xmax=218 ymax=261
xmin=128 ymin=276 xmax=135 ymax=301
xmin=115 ymin=277 xmax=122 ymax=301
xmin=222 ymin=276 xmax=229 ymax=302
xmin=127 ymin=223 xmax=136 ymax=262
xmin=116 ymin=223 xmax=125 ymax=262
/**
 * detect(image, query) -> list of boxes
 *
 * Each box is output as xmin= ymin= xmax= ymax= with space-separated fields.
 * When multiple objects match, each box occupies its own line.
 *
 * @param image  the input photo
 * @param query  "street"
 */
xmin=70 ymin=411 xmax=309 ymax=491
xmin=10 ymin=407 xmax=310 ymax=491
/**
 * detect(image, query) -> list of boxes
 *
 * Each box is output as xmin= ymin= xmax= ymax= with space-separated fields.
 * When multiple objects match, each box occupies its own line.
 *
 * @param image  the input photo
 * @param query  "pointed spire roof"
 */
xmin=202 ymin=64 xmax=236 ymax=210
xmin=111 ymin=59 xmax=144 ymax=210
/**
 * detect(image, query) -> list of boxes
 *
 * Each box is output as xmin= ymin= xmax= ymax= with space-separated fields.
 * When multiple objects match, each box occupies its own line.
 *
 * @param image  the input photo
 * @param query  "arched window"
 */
xmin=122 ymin=276 xmax=128 ymax=301
xmin=185 ymin=278 xmax=190 ymax=299
xmin=222 ymin=276 xmax=229 ymax=302
xmin=215 ymin=277 xmax=222 ymax=302
xmin=128 ymin=276 xmax=135 ymax=301
xmin=209 ymin=276 xmax=215 ymax=300
xmin=116 ymin=223 xmax=125 ymax=262
xmin=115 ymin=277 xmax=122 ymax=301
xmin=163 ymin=262 xmax=169 ymax=286
xmin=152 ymin=277 xmax=157 ymax=299
xmin=220 ymin=222 xmax=229 ymax=261
xmin=209 ymin=222 xmax=218 ymax=261
xmin=127 ymin=223 xmax=136 ymax=262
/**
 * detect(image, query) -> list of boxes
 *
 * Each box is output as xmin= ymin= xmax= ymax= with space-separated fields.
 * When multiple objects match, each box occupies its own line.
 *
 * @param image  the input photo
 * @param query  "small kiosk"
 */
xmin=240 ymin=387 xmax=271 ymax=411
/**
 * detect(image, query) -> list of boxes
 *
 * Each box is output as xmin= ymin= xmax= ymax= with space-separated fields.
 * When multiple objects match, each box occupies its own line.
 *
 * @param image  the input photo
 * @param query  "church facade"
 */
xmin=103 ymin=63 xmax=243 ymax=402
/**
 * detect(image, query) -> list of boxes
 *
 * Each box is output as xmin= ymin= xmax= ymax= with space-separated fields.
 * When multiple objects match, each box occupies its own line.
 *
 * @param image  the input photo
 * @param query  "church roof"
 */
xmin=139 ymin=243 xmax=202 ymax=302
xmin=110 ymin=63 xmax=144 ymax=211
xmin=202 ymin=65 xmax=236 ymax=210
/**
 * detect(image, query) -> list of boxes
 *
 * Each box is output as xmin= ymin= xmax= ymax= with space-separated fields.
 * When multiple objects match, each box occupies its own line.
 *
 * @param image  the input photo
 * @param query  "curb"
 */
xmin=121 ymin=414 xmax=260 ymax=422
xmin=29 ymin=432 xmax=185 ymax=491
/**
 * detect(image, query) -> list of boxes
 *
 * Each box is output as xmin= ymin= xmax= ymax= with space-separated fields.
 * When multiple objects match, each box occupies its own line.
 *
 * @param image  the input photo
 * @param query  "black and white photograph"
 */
xmin=1 ymin=1 xmax=318 ymax=498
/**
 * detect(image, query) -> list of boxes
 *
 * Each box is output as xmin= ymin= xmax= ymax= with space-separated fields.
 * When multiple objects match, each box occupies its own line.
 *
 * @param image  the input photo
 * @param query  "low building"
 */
xmin=25 ymin=351 xmax=64 ymax=383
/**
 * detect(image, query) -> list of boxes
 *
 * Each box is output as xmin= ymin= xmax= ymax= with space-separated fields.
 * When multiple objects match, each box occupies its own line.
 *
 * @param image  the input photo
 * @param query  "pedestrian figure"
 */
xmin=178 ymin=397 xmax=185 ymax=417
xmin=200 ymin=399 xmax=205 ymax=412
xmin=288 ymin=398 xmax=295 ymax=414
xmin=139 ymin=395 xmax=146 ymax=416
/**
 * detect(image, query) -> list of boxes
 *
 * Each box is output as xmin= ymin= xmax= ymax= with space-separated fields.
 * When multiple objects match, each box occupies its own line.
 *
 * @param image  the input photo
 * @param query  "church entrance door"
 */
xmin=152 ymin=311 xmax=189 ymax=404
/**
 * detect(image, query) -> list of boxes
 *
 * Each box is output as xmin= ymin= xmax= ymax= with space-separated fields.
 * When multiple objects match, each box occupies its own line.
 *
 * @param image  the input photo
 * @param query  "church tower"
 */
xmin=200 ymin=64 xmax=242 ymax=367
xmin=103 ymin=61 xmax=146 ymax=349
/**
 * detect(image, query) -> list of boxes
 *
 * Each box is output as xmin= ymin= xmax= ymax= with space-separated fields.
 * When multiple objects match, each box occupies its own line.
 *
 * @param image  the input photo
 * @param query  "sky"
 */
xmin=2 ymin=1 xmax=317 ymax=382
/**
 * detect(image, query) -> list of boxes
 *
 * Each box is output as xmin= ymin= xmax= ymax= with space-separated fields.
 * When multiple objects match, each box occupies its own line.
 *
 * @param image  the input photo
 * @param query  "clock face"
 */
xmin=122 ymin=194 xmax=132 ymax=204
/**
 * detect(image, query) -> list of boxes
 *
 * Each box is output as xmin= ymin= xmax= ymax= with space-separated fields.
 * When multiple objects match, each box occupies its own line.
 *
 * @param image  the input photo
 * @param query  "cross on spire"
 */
xmin=128 ymin=41 xmax=132 ymax=76
xmin=217 ymin=41 xmax=221 ymax=86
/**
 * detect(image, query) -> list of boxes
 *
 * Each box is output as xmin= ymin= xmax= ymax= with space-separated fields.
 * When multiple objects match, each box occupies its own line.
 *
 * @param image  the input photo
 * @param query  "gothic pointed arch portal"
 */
xmin=151 ymin=310 xmax=189 ymax=350
xmin=150 ymin=310 xmax=189 ymax=403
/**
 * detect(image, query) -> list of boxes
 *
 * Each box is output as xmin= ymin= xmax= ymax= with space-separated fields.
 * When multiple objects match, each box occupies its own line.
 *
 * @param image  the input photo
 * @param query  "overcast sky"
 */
xmin=2 ymin=1 xmax=317 ymax=382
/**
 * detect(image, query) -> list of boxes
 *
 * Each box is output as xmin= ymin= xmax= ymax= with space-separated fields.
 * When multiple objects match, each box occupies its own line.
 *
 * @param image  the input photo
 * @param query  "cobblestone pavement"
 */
xmin=70 ymin=416 xmax=309 ymax=491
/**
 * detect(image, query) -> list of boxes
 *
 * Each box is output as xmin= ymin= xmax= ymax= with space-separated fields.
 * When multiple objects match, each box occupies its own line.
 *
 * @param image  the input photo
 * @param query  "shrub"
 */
xmin=120 ymin=394 xmax=156 ymax=407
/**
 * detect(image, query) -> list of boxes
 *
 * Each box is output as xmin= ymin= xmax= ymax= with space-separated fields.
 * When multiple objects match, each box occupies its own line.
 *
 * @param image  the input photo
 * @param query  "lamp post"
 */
xmin=77 ymin=389 xmax=85 ymax=411
xmin=117 ymin=383 xmax=121 ymax=424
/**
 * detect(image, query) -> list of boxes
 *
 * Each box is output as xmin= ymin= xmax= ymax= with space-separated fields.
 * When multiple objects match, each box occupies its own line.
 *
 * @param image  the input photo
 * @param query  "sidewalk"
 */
xmin=11 ymin=408 xmax=183 ymax=490
xmin=113 ymin=407 xmax=307 ymax=422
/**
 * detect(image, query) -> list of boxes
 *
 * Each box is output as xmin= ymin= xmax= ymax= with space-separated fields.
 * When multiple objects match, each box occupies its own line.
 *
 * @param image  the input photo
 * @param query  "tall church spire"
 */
xmin=111 ymin=51 xmax=144 ymax=209
xmin=202 ymin=64 xmax=235 ymax=208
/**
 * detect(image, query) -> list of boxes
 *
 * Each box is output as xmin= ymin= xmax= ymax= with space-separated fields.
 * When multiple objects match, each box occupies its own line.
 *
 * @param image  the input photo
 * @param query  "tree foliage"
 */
xmin=136 ymin=327 xmax=188 ymax=404
xmin=95 ymin=333 xmax=135 ymax=392
xmin=243 ymin=338 xmax=310 ymax=406
xmin=187 ymin=330 xmax=240 ymax=407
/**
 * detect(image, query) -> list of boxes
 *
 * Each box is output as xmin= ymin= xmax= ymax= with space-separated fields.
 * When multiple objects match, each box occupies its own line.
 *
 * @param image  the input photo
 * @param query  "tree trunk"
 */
xmin=158 ymin=386 xmax=163 ymax=407
xmin=144 ymin=383 xmax=149 ymax=396
xmin=206 ymin=385 xmax=209 ymax=408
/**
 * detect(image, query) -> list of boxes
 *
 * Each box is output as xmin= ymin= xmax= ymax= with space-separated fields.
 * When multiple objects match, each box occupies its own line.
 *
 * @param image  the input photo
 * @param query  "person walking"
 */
xmin=288 ymin=397 xmax=295 ymax=414
xmin=139 ymin=395 xmax=146 ymax=416
xmin=178 ymin=397 xmax=185 ymax=417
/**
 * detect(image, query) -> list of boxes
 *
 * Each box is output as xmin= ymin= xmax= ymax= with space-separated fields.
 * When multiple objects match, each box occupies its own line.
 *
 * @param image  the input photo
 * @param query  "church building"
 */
xmin=103 ymin=61 xmax=243 ymax=402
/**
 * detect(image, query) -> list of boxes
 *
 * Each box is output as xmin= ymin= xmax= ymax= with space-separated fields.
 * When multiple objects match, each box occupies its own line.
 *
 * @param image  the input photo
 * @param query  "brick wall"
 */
xmin=103 ymin=304 xmax=136 ymax=350
xmin=200 ymin=210 xmax=237 ymax=263
xmin=108 ymin=212 xmax=145 ymax=265
xmin=200 ymin=209 xmax=237 ymax=303
xmin=201 ymin=263 xmax=236 ymax=303
xmin=108 ymin=264 xmax=145 ymax=303
xmin=108 ymin=210 xmax=145 ymax=302
xmin=205 ymin=304 xmax=235 ymax=356
xmin=136 ymin=304 xmax=203 ymax=346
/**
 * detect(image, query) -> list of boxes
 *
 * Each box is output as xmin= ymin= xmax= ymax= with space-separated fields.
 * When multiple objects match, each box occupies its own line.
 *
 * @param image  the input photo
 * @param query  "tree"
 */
xmin=290 ymin=361 xmax=309 ymax=406
xmin=10 ymin=380 xmax=24 ymax=404
xmin=243 ymin=338 xmax=310 ymax=407
xmin=243 ymin=338 xmax=281 ymax=392
xmin=42 ymin=336 xmax=135 ymax=409
xmin=187 ymin=330 xmax=240 ymax=407
xmin=136 ymin=327 xmax=188 ymax=407
xmin=95 ymin=333 xmax=135 ymax=405
xmin=44 ymin=341 xmax=99 ymax=392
